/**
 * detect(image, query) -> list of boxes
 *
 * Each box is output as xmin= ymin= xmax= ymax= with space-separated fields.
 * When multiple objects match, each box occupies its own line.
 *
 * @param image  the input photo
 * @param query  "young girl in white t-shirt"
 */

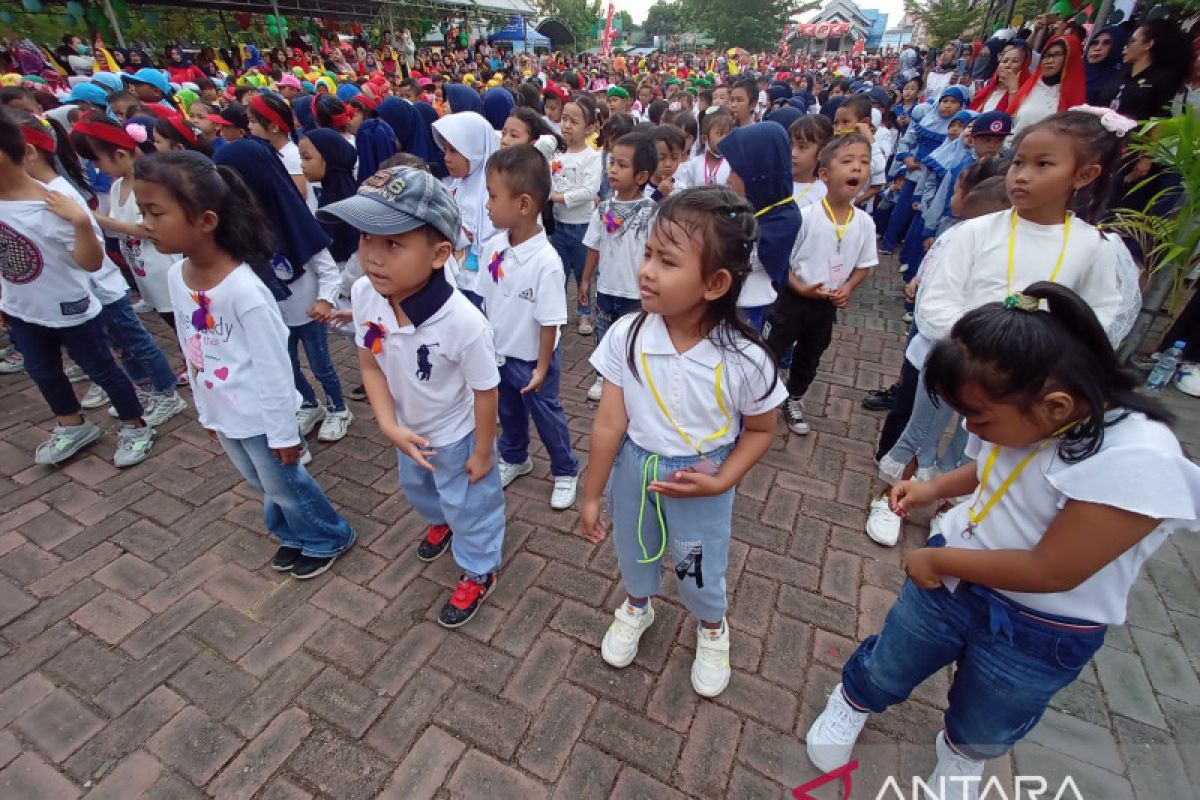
xmin=134 ymin=150 xmax=355 ymax=579
xmin=580 ymin=187 xmax=786 ymax=700
xmin=677 ymin=106 xmax=733 ymax=189
xmin=548 ymin=96 xmax=603 ymax=335
xmin=806 ymin=281 xmax=1200 ymax=792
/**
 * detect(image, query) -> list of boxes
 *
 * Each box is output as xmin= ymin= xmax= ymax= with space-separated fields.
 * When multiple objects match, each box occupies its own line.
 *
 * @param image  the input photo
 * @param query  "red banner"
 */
xmin=793 ymin=21 xmax=851 ymax=38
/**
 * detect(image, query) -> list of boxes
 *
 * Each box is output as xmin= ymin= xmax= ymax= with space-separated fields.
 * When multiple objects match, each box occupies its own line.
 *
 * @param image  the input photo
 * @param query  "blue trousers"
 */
xmin=287 ymin=320 xmax=345 ymax=412
xmin=219 ymin=433 xmax=355 ymax=557
xmin=884 ymin=365 xmax=969 ymax=473
xmin=881 ymin=177 xmax=918 ymax=252
xmin=498 ymin=350 xmax=579 ymax=477
xmin=398 ymin=430 xmax=506 ymax=576
xmin=99 ymin=292 xmax=176 ymax=395
xmin=7 ymin=313 xmax=143 ymax=421
xmin=593 ymin=293 xmax=642 ymax=345
xmin=551 ymin=222 xmax=590 ymax=315
xmin=842 ymin=576 xmax=1106 ymax=760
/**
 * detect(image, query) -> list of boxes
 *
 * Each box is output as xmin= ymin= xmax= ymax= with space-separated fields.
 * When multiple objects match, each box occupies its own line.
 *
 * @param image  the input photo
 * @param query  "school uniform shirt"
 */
xmin=551 ymin=147 xmax=603 ymax=225
xmin=672 ymin=161 xmax=691 ymax=191
xmin=591 ymin=314 xmax=787 ymax=458
xmin=168 ymin=262 xmax=301 ymax=448
xmin=475 ymin=230 xmax=568 ymax=361
xmin=872 ymin=129 xmax=898 ymax=186
xmin=351 ymin=275 xmax=499 ymax=448
xmin=914 ymin=210 xmax=1128 ymax=346
xmin=789 ymin=203 xmax=879 ymax=288
xmin=276 ymin=248 xmax=342 ymax=328
xmin=46 ymin=177 xmax=127 ymax=308
xmin=278 ymin=140 xmax=319 ymax=214
xmin=583 ymin=197 xmax=656 ymax=301
xmin=0 ymin=196 xmax=102 ymax=328
xmin=793 ymin=180 xmax=827 ymax=209
xmin=677 ymin=153 xmax=731 ymax=188
xmin=108 ymin=176 xmax=175 ymax=311
xmin=938 ymin=412 xmax=1200 ymax=625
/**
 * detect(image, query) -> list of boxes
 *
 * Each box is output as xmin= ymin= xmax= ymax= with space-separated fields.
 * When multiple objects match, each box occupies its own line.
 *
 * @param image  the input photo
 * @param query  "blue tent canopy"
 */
xmin=489 ymin=16 xmax=551 ymax=49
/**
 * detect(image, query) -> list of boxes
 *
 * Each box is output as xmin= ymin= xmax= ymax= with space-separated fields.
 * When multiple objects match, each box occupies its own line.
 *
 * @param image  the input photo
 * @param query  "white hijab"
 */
xmin=432 ymin=111 xmax=498 ymax=257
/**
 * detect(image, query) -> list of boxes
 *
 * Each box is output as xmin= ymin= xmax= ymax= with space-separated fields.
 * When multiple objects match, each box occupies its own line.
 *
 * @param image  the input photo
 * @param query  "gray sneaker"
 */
xmin=34 ymin=421 xmax=102 ymax=465
xmin=114 ymin=424 xmax=155 ymax=468
xmin=0 ymin=353 xmax=23 ymax=374
xmin=80 ymin=384 xmax=110 ymax=409
xmin=64 ymin=364 xmax=87 ymax=382
xmin=109 ymin=389 xmax=150 ymax=419
xmin=297 ymin=404 xmax=326 ymax=437
xmin=143 ymin=392 xmax=188 ymax=427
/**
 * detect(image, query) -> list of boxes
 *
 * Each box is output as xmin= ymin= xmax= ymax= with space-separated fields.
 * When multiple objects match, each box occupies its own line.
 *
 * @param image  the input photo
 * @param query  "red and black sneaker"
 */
xmin=417 ymin=524 xmax=453 ymax=562
xmin=438 ymin=572 xmax=495 ymax=628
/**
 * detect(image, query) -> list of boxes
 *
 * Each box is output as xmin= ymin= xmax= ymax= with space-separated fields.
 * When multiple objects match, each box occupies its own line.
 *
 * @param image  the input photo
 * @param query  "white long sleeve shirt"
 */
xmin=551 ymin=147 xmax=603 ymax=225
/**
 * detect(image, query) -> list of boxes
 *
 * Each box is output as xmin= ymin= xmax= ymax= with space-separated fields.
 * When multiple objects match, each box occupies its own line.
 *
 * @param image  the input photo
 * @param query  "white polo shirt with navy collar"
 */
xmin=475 ymin=229 xmax=568 ymax=362
xmin=351 ymin=274 xmax=500 ymax=448
xmin=590 ymin=313 xmax=787 ymax=458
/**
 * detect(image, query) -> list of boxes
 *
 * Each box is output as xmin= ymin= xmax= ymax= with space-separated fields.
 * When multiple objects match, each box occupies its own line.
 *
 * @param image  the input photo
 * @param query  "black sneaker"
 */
xmin=437 ymin=572 xmax=495 ymax=628
xmin=862 ymin=382 xmax=899 ymax=412
xmin=782 ymin=396 xmax=810 ymax=435
xmin=417 ymin=524 xmax=453 ymax=561
xmin=346 ymin=384 xmax=367 ymax=401
xmin=271 ymin=546 xmax=303 ymax=571
xmin=292 ymin=550 xmax=346 ymax=580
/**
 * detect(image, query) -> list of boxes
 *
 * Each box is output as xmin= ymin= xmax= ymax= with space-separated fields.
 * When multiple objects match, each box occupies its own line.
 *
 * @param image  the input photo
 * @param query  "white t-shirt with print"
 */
xmin=46 ymin=177 xmax=127 ymax=307
xmin=475 ymin=230 xmax=568 ymax=361
xmin=551 ymin=147 xmax=604 ymax=225
xmin=168 ymin=262 xmax=301 ymax=448
xmin=583 ymin=196 xmax=656 ymax=301
xmin=0 ymin=197 xmax=101 ymax=328
xmin=109 ymin=176 xmax=175 ymax=311
xmin=789 ymin=203 xmax=879 ymax=288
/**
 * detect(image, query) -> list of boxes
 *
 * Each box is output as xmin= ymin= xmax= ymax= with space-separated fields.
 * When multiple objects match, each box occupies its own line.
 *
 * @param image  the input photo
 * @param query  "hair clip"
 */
xmin=1003 ymin=293 xmax=1039 ymax=312
xmin=727 ymin=210 xmax=737 ymax=219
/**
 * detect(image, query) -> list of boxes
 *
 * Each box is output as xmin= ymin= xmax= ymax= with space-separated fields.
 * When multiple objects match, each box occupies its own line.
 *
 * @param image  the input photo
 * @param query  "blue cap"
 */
xmin=317 ymin=167 xmax=462 ymax=245
xmin=973 ymin=110 xmax=1013 ymax=137
xmin=121 ymin=68 xmax=171 ymax=96
xmin=950 ymin=109 xmax=976 ymax=125
xmin=65 ymin=83 xmax=108 ymax=107
xmin=90 ymin=72 xmax=123 ymax=93
xmin=940 ymin=85 xmax=968 ymax=105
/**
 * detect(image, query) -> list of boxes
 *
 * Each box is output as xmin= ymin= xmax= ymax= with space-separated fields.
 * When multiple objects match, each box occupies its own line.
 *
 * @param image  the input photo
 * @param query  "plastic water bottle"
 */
xmin=1146 ymin=341 xmax=1186 ymax=391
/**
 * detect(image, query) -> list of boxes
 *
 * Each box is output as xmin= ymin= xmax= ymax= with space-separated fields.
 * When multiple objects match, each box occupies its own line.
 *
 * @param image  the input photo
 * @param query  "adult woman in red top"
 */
xmin=970 ymin=40 xmax=1032 ymax=113
xmin=163 ymin=46 xmax=205 ymax=85
xmin=1007 ymin=36 xmax=1086 ymax=137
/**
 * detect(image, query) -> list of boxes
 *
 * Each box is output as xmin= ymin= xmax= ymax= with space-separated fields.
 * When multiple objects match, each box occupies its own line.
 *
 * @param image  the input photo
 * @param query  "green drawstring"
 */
xmin=637 ymin=454 xmax=667 ymax=564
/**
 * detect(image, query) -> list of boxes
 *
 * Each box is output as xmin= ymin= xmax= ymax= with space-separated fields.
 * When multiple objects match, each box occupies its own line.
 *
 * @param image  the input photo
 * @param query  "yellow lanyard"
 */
xmin=755 ymin=196 xmax=795 ymax=217
xmin=639 ymin=351 xmax=732 ymax=457
xmin=822 ymin=198 xmax=852 ymax=251
xmin=965 ymin=438 xmax=1056 ymax=537
xmin=1007 ymin=209 xmax=1071 ymax=296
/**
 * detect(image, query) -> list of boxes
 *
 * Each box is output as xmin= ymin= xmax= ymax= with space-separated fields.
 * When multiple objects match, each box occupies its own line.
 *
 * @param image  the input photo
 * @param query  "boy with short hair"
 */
xmin=833 ymin=95 xmax=886 ymax=207
xmin=320 ymin=166 xmax=506 ymax=628
xmin=579 ymin=131 xmax=658 ymax=401
xmin=647 ymin=124 xmax=685 ymax=200
xmin=711 ymin=85 xmax=730 ymax=107
xmin=765 ymin=134 xmax=879 ymax=436
xmin=479 ymin=145 xmax=580 ymax=510
xmin=607 ymin=86 xmax=632 ymax=115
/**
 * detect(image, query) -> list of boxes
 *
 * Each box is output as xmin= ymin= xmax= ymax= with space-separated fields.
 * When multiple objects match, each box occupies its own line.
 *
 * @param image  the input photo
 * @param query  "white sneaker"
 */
xmin=926 ymin=730 xmax=985 ymax=800
xmin=902 ymin=311 xmax=914 ymax=324
xmin=929 ymin=510 xmax=947 ymax=539
xmin=578 ymin=317 xmax=594 ymax=336
xmin=0 ymin=344 xmax=11 ymax=359
xmin=64 ymin=364 xmax=87 ymax=382
xmin=805 ymin=683 xmax=869 ymax=774
xmin=296 ymin=404 xmax=326 ymax=437
xmin=114 ymin=424 xmax=155 ymax=468
xmin=783 ymin=396 xmax=810 ymax=435
xmin=550 ymin=475 xmax=577 ymax=510
xmin=914 ymin=465 xmax=939 ymax=483
xmin=143 ymin=392 xmax=188 ymax=427
xmin=587 ymin=375 xmax=604 ymax=402
xmin=866 ymin=496 xmax=903 ymax=547
xmin=0 ymin=353 xmax=24 ymax=374
xmin=692 ymin=620 xmax=732 ymax=698
xmin=1177 ymin=362 xmax=1200 ymax=396
xmin=877 ymin=453 xmax=906 ymax=485
xmin=131 ymin=299 xmax=153 ymax=314
xmin=498 ymin=457 xmax=533 ymax=488
xmin=601 ymin=600 xmax=655 ymax=667
xmin=300 ymin=447 xmax=313 ymax=467
xmin=317 ymin=407 xmax=354 ymax=442
xmin=80 ymin=384 xmax=110 ymax=409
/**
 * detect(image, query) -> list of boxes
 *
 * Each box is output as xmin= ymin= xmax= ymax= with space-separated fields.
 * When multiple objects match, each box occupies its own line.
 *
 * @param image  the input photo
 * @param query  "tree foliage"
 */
xmin=904 ymin=0 xmax=1045 ymax=45
xmin=670 ymin=0 xmax=818 ymax=51
xmin=642 ymin=0 xmax=683 ymax=36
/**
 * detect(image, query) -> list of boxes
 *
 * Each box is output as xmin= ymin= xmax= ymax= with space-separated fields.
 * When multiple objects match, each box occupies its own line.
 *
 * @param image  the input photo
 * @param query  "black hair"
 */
xmin=486 ymin=144 xmax=551 ymax=207
xmin=818 ymin=132 xmax=871 ymax=168
xmin=219 ymin=102 xmax=251 ymax=133
xmin=670 ymin=111 xmax=698 ymax=144
xmin=646 ymin=99 xmax=669 ymax=125
xmin=960 ymin=174 xmax=1011 ymax=218
xmin=0 ymin=87 xmax=32 ymax=108
xmin=958 ymin=157 xmax=1009 ymax=197
xmin=153 ymin=117 xmax=213 ymax=156
xmin=1136 ymin=19 xmax=1194 ymax=99
xmin=233 ymin=85 xmax=255 ymax=104
xmin=600 ymin=112 xmax=636 ymax=149
xmin=830 ymin=78 xmax=852 ymax=94
xmin=613 ymin=131 xmax=658 ymax=187
xmin=789 ymin=114 xmax=834 ymax=148
xmin=12 ymin=110 xmax=93 ymax=202
xmin=729 ymin=77 xmax=757 ymax=102
xmin=250 ymin=92 xmax=297 ymax=135
xmin=632 ymin=120 xmax=656 ymax=135
xmin=313 ymin=94 xmax=350 ymax=132
xmin=624 ymin=187 xmax=777 ymax=401
xmin=651 ymin=123 xmax=685 ymax=154
xmin=348 ymin=95 xmax=378 ymax=120
xmin=106 ymin=91 xmax=139 ymax=113
xmin=698 ymin=89 xmax=714 ymax=105
xmin=879 ymin=108 xmax=898 ymax=129
xmin=70 ymin=112 xmax=154 ymax=160
xmin=1011 ymin=110 xmax=1122 ymax=224
xmin=508 ymin=106 xmax=565 ymax=150
xmin=839 ymin=94 xmax=872 ymax=122
xmin=380 ymin=152 xmax=429 ymax=171
xmin=132 ymin=150 xmax=278 ymax=285
xmin=699 ymin=106 xmax=734 ymax=142
xmin=567 ymin=93 xmax=598 ymax=126
xmin=924 ymin=281 xmax=1171 ymax=462
xmin=0 ymin=108 xmax=26 ymax=162
xmin=196 ymin=77 xmax=217 ymax=94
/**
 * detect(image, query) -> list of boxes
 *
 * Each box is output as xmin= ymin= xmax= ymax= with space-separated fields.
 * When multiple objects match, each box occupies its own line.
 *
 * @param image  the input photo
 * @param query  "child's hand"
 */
xmin=465 ymin=447 xmax=492 ymax=483
xmin=328 ymin=308 xmax=353 ymax=324
xmin=889 ymin=479 xmax=940 ymax=516
xmin=923 ymin=237 xmax=934 ymax=252
xmin=911 ymin=201 xmax=921 ymax=211
xmin=649 ymin=470 xmax=728 ymax=498
xmin=44 ymin=190 xmax=90 ymax=227
xmin=577 ymin=281 xmax=590 ymax=309
xmin=522 ymin=367 xmax=547 ymax=394
xmin=796 ymin=281 xmax=827 ymax=300
xmin=387 ymin=426 xmax=438 ymax=472
xmin=826 ymin=285 xmax=852 ymax=308
xmin=579 ymin=497 xmax=608 ymax=543
xmin=659 ymin=176 xmax=675 ymax=196
xmin=272 ymin=444 xmax=305 ymax=465
xmin=855 ymin=121 xmax=874 ymax=144
xmin=904 ymin=279 xmax=918 ymax=303
xmin=904 ymin=157 xmax=920 ymax=172
xmin=308 ymin=300 xmax=333 ymax=322
xmin=904 ymin=547 xmax=943 ymax=589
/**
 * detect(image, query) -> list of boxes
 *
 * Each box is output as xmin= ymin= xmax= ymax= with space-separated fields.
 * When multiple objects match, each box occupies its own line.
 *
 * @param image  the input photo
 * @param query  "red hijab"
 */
xmin=970 ymin=42 xmax=1033 ymax=111
xmin=1006 ymin=36 xmax=1086 ymax=117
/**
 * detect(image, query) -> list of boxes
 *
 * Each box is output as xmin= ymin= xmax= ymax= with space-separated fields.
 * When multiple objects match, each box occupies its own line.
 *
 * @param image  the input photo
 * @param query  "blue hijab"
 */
xmin=291 ymin=95 xmax=315 ymax=132
xmin=243 ymin=45 xmax=265 ymax=70
xmin=304 ymin=129 xmax=360 ymax=263
xmin=445 ymin=83 xmax=482 ymax=114
xmin=415 ymin=102 xmax=446 ymax=176
xmin=213 ymin=138 xmax=331 ymax=290
xmin=718 ymin=123 xmax=801 ymax=286
xmin=377 ymin=98 xmax=439 ymax=164
xmin=336 ymin=83 xmax=361 ymax=103
xmin=765 ymin=105 xmax=803 ymax=132
xmin=355 ymin=118 xmax=398 ymax=185
xmin=1085 ymin=25 xmax=1130 ymax=103
xmin=482 ymin=87 xmax=515 ymax=131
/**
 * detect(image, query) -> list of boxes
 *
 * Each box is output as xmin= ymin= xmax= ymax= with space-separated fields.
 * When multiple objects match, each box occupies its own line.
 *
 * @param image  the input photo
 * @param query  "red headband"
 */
xmin=143 ymin=103 xmax=181 ymax=119
xmin=543 ymin=81 xmax=568 ymax=103
xmin=166 ymin=115 xmax=198 ymax=146
xmin=312 ymin=96 xmax=350 ymax=129
xmin=353 ymin=94 xmax=379 ymax=111
xmin=21 ymin=122 xmax=55 ymax=154
xmin=73 ymin=118 xmax=137 ymax=150
xmin=250 ymin=94 xmax=291 ymax=133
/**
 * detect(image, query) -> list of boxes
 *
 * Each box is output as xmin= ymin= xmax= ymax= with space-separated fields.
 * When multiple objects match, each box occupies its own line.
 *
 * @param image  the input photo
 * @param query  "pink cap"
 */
xmin=418 ymin=77 xmax=433 ymax=87
xmin=277 ymin=75 xmax=303 ymax=90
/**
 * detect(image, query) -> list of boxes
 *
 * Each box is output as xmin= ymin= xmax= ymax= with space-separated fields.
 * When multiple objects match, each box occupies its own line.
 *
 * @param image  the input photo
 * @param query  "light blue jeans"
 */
xmin=883 ymin=365 xmax=969 ymax=473
xmin=219 ymin=433 xmax=355 ymax=557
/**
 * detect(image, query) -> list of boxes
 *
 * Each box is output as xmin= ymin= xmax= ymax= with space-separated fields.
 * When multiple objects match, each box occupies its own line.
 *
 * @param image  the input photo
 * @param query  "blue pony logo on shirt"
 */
xmin=416 ymin=343 xmax=435 ymax=381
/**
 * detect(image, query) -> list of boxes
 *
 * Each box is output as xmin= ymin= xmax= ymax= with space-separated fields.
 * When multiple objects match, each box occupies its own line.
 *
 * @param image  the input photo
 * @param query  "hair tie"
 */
xmin=1003 ymin=293 xmax=1039 ymax=312
xmin=1067 ymin=105 xmax=1138 ymax=138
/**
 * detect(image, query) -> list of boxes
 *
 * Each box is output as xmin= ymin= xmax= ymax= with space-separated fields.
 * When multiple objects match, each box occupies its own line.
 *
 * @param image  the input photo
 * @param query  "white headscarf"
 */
xmin=432 ymin=111 xmax=498 ymax=258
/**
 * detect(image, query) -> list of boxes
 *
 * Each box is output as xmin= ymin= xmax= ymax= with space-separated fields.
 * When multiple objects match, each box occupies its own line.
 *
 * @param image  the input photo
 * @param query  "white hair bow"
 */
xmin=1068 ymin=104 xmax=1139 ymax=137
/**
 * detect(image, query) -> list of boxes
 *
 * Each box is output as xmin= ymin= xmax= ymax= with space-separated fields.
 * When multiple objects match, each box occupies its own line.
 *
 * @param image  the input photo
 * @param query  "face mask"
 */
xmin=78 ymin=45 xmax=91 ymax=55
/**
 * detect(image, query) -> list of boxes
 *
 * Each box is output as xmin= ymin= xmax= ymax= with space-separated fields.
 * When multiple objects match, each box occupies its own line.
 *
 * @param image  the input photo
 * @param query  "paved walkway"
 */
xmin=0 ymin=261 xmax=1197 ymax=800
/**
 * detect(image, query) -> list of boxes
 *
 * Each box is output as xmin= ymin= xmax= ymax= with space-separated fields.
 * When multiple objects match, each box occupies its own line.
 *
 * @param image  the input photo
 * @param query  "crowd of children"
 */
xmin=2 ymin=58 xmax=1199 ymax=796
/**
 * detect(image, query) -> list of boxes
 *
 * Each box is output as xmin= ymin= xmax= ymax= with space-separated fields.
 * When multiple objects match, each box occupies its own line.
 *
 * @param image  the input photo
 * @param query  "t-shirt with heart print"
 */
xmin=167 ymin=260 xmax=303 ymax=448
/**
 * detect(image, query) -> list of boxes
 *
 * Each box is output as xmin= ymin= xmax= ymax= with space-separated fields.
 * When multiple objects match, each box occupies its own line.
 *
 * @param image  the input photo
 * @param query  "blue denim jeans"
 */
xmin=884 ymin=366 xmax=969 ymax=473
xmin=881 ymin=177 xmax=918 ymax=252
xmin=99 ymin=293 xmax=177 ymax=395
xmin=498 ymin=350 xmax=579 ymax=477
xmin=842 ymin=575 xmax=1107 ymax=760
xmin=741 ymin=304 xmax=769 ymax=334
xmin=551 ymin=222 xmax=590 ymax=315
xmin=287 ymin=320 xmax=345 ymax=412
xmin=398 ymin=430 xmax=506 ymax=576
xmin=593 ymin=293 xmax=642 ymax=346
xmin=219 ymin=433 xmax=355 ymax=557
xmin=7 ymin=314 xmax=143 ymax=421
xmin=608 ymin=438 xmax=736 ymax=622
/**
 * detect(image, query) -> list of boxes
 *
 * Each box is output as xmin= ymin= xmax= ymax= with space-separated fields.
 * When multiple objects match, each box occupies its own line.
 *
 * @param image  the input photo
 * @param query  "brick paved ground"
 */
xmin=1 ymin=260 xmax=1198 ymax=799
